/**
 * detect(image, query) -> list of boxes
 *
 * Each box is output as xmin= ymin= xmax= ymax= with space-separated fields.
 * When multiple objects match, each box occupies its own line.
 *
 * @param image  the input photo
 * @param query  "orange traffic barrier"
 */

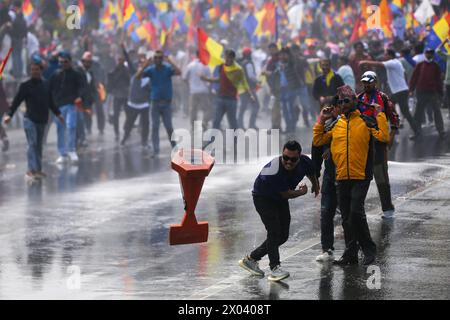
xmin=170 ymin=149 xmax=214 ymax=245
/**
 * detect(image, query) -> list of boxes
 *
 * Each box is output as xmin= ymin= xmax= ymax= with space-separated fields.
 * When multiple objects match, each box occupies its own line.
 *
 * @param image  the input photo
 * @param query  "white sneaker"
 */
xmin=316 ymin=250 xmax=334 ymax=262
xmin=56 ymin=156 xmax=68 ymax=164
xmin=382 ymin=209 xmax=395 ymax=219
xmin=268 ymin=265 xmax=290 ymax=282
xmin=68 ymin=152 xmax=79 ymax=164
xmin=239 ymin=256 xmax=264 ymax=276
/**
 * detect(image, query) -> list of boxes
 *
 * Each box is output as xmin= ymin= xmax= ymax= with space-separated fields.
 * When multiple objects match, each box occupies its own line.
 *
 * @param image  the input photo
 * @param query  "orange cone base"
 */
xmin=169 ymin=221 xmax=209 ymax=245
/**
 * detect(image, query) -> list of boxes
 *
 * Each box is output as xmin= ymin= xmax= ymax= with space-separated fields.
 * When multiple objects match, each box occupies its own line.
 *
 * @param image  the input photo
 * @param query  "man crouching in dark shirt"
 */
xmin=239 ymin=140 xmax=320 ymax=282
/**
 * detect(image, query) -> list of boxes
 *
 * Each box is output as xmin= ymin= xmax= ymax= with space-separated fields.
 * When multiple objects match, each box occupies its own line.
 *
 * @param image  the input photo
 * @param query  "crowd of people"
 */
xmin=0 ymin=0 xmax=449 ymax=282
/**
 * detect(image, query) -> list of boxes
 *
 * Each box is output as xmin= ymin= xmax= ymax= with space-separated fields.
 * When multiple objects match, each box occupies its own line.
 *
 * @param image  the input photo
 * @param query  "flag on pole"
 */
xmin=79 ymin=0 xmax=85 ymax=17
xmin=198 ymin=28 xmax=224 ymax=71
xmin=426 ymin=12 xmax=450 ymax=52
xmin=22 ymin=0 xmax=37 ymax=25
xmin=390 ymin=0 xmax=405 ymax=14
xmin=361 ymin=0 xmax=369 ymax=20
xmin=379 ymin=0 xmax=393 ymax=38
xmin=414 ymin=0 xmax=435 ymax=25
xmin=197 ymin=28 xmax=250 ymax=94
xmin=123 ymin=0 xmax=139 ymax=32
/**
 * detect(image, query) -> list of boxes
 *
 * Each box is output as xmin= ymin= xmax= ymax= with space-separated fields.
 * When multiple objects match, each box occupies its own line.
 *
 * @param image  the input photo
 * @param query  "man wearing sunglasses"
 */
xmin=313 ymin=85 xmax=389 ymax=266
xmin=239 ymin=140 xmax=319 ymax=282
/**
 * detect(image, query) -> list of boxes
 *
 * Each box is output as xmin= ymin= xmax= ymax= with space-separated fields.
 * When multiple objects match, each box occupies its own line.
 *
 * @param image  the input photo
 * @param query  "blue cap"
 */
xmin=31 ymin=53 xmax=42 ymax=65
xmin=58 ymin=50 xmax=72 ymax=61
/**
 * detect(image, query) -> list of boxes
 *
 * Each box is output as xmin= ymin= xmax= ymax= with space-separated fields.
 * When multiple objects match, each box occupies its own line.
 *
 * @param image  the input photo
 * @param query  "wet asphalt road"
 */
xmin=0 ymin=107 xmax=449 ymax=299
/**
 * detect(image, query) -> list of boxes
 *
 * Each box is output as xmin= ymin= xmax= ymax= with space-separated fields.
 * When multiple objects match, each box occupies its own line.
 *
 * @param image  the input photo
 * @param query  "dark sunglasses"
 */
xmin=337 ymin=98 xmax=351 ymax=105
xmin=282 ymin=155 xmax=299 ymax=163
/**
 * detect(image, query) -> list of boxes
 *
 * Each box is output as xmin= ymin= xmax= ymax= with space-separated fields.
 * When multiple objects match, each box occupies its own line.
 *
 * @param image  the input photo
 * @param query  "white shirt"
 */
xmin=382 ymin=59 xmax=409 ymax=94
xmin=128 ymin=78 xmax=150 ymax=109
xmin=337 ymin=65 xmax=355 ymax=91
xmin=245 ymin=62 xmax=257 ymax=82
xmin=252 ymin=49 xmax=268 ymax=75
xmin=413 ymin=53 xmax=425 ymax=64
xmin=184 ymin=59 xmax=211 ymax=95
xmin=27 ymin=32 xmax=40 ymax=57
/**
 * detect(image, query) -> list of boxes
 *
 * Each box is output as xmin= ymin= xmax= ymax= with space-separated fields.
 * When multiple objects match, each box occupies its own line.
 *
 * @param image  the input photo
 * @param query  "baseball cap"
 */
xmin=361 ymin=71 xmax=377 ymax=83
xmin=242 ymin=47 xmax=252 ymax=56
xmin=58 ymin=50 xmax=72 ymax=61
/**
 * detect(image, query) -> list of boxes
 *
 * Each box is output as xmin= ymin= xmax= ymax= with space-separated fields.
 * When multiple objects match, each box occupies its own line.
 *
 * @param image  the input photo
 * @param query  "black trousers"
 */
xmin=250 ymin=195 xmax=290 ymax=270
xmin=122 ymin=105 xmax=150 ymax=145
xmin=113 ymin=97 xmax=128 ymax=138
xmin=391 ymin=90 xmax=420 ymax=134
xmin=373 ymin=142 xmax=394 ymax=212
xmin=414 ymin=92 xmax=444 ymax=133
xmin=94 ymin=96 xmax=105 ymax=133
xmin=336 ymin=180 xmax=376 ymax=259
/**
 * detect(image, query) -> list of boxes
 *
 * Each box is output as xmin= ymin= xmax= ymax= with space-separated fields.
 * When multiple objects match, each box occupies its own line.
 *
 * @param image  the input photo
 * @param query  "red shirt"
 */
xmin=218 ymin=65 xmax=237 ymax=100
xmin=409 ymin=61 xmax=443 ymax=95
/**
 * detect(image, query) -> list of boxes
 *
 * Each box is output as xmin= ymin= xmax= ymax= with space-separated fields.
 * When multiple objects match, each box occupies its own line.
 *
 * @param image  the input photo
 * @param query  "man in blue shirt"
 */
xmin=137 ymin=50 xmax=181 ymax=157
xmin=239 ymin=140 xmax=320 ymax=282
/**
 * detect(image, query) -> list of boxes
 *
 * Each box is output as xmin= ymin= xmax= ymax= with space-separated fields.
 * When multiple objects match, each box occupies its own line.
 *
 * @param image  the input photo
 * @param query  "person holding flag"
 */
xmin=200 ymin=49 xmax=256 ymax=131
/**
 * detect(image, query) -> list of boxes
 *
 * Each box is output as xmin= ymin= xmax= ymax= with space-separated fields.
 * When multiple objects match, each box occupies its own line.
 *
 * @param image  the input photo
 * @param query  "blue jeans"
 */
xmin=280 ymin=89 xmax=296 ymax=132
xmin=213 ymin=96 xmax=238 ymax=130
xmin=238 ymin=92 xmax=259 ymax=129
xmin=23 ymin=117 xmax=46 ymax=172
xmin=55 ymin=104 xmax=77 ymax=156
xmin=152 ymin=101 xmax=174 ymax=153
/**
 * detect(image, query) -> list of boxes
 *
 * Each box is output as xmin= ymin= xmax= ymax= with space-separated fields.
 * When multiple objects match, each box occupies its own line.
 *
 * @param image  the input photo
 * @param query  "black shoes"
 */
xmin=333 ymin=256 xmax=359 ymax=266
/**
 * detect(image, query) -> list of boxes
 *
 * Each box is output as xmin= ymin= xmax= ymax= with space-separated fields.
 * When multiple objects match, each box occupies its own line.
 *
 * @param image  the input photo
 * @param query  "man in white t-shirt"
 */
xmin=359 ymin=49 xmax=421 ymax=139
xmin=183 ymin=51 xmax=212 ymax=131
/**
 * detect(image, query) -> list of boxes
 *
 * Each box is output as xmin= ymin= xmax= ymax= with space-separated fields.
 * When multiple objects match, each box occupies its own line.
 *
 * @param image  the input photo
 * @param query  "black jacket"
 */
xmin=49 ymin=68 xmax=85 ymax=108
xmin=9 ymin=78 xmax=61 ymax=124
xmin=76 ymin=65 xmax=97 ymax=107
xmin=312 ymin=72 xmax=345 ymax=101
xmin=107 ymin=64 xmax=130 ymax=99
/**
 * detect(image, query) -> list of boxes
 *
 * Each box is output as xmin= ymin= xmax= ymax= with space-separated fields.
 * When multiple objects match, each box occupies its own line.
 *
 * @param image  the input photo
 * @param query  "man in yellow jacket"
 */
xmin=313 ymin=85 xmax=389 ymax=266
